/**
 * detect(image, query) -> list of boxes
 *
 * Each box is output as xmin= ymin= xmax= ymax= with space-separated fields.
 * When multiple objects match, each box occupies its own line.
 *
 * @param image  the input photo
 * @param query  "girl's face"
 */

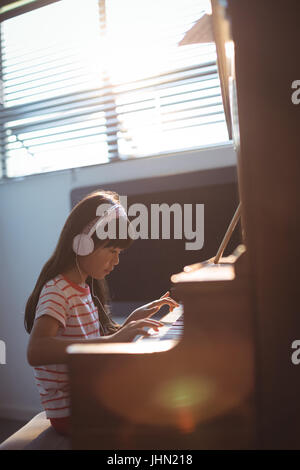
xmin=78 ymin=244 xmax=123 ymax=280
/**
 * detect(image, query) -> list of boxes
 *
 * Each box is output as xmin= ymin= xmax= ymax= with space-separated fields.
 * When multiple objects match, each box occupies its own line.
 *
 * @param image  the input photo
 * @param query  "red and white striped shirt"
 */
xmin=33 ymin=274 xmax=101 ymax=418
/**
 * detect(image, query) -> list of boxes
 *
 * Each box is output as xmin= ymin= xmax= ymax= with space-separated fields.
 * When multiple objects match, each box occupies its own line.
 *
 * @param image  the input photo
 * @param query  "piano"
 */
xmin=67 ymin=0 xmax=300 ymax=449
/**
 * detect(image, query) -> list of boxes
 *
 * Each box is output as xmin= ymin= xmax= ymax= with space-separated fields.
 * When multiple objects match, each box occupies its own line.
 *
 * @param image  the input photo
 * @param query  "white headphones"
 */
xmin=72 ymin=203 xmax=127 ymax=256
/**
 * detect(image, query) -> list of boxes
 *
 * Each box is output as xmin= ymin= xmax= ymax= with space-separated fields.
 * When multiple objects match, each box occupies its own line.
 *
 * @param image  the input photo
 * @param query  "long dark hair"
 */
xmin=24 ymin=190 xmax=134 ymax=334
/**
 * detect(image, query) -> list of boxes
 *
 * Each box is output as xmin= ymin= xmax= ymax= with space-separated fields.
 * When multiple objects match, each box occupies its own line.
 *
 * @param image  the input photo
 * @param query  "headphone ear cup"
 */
xmin=72 ymin=234 xmax=94 ymax=256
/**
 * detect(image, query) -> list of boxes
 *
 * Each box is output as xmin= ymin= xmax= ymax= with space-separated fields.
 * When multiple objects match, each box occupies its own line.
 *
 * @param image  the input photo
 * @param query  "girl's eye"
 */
xmin=110 ymin=248 xmax=123 ymax=255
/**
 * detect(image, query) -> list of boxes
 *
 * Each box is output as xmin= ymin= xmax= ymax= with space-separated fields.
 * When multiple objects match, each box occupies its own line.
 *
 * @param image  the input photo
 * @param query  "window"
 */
xmin=0 ymin=0 xmax=229 ymax=178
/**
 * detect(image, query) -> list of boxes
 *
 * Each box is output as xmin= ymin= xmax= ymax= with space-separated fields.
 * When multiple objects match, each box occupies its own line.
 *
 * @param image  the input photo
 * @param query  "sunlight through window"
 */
xmin=0 ymin=0 xmax=229 ymax=178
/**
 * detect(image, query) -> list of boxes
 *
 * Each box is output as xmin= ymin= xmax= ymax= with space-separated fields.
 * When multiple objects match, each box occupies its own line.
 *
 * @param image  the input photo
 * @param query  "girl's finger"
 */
xmin=166 ymin=298 xmax=180 ymax=308
xmin=137 ymin=318 xmax=164 ymax=327
xmin=160 ymin=291 xmax=170 ymax=298
xmin=159 ymin=293 xmax=180 ymax=305
xmin=136 ymin=329 xmax=151 ymax=337
xmin=163 ymin=297 xmax=179 ymax=306
xmin=146 ymin=307 xmax=160 ymax=315
xmin=152 ymin=298 xmax=179 ymax=308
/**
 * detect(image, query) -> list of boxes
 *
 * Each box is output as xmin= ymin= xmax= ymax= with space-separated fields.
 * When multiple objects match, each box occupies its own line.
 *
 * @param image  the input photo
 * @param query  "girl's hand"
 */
xmin=123 ymin=291 xmax=180 ymax=326
xmin=108 ymin=318 xmax=165 ymax=342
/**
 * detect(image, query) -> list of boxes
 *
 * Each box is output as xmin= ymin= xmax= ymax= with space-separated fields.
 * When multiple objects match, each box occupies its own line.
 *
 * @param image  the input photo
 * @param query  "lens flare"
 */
xmin=157 ymin=377 xmax=214 ymax=409
xmin=154 ymin=376 xmax=215 ymax=432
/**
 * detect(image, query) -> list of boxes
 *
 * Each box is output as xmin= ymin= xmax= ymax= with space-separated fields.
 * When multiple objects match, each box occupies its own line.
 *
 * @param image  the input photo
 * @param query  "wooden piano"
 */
xmin=67 ymin=0 xmax=300 ymax=449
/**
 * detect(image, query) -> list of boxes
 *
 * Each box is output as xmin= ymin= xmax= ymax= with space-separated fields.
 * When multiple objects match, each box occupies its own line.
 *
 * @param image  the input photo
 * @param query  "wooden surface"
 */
xmin=227 ymin=0 xmax=300 ymax=449
xmin=211 ymin=0 xmax=300 ymax=449
xmin=68 ymin=251 xmax=255 ymax=449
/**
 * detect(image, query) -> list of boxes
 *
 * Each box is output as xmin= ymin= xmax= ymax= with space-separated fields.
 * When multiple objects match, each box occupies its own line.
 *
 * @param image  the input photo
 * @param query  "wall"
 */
xmin=0 ymin=143 xmax=236 ymax=421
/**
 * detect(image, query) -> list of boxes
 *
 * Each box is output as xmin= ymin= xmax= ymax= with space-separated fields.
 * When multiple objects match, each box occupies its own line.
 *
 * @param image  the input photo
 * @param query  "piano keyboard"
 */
xmin=135 ymin=304 xmax=184 ymax=342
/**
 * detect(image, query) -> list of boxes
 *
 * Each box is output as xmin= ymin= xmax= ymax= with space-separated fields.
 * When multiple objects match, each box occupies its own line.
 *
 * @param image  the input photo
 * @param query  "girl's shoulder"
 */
xmin=36 ymin=275 xmax=70 ymax=326
xmin=41 ymin=274 xmax=90 ymax=299
xmin=40 ymin=274 xmax=69 ymax=299
xmin=43 ymin=274 xmax=63 ymax=288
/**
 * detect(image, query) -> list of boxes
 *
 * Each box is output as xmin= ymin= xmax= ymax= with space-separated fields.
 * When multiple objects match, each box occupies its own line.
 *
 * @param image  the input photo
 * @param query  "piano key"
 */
xmin=135 ymin=304 xmax=184 ymax=342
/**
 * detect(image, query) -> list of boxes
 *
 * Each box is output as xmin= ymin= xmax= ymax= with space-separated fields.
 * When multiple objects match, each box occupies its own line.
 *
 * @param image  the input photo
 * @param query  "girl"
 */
xmin=24 ymin=189 xmax=179 ymax=436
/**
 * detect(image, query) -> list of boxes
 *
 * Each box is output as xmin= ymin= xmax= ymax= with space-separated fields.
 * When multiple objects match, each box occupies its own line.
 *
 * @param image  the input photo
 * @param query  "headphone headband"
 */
xmin=73 ymin=203 xmax=127 ymax=256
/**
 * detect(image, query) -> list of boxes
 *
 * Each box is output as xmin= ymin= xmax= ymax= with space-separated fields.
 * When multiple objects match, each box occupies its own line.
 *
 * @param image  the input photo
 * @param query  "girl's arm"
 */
xmin=27 ymin=315 xmax=164 ymax=366
xmin=27 ymin=315 xmax=110 ymax=366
